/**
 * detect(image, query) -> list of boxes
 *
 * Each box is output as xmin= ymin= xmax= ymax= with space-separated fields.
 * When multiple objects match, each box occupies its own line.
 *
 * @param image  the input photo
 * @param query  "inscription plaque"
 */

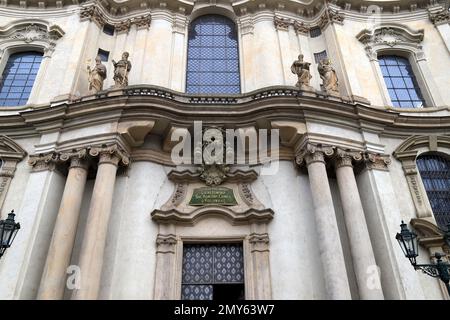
xmin=189 ymin=187 xmax=237 ymax=206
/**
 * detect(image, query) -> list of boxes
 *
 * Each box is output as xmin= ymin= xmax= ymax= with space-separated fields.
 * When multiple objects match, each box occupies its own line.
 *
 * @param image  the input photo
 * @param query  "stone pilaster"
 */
xmin=153 ymin=233 xmax=178 ymax=300
xmin=296 ymin=144 xmax=352 ymax=300
xmin=71 ymin=144 xmax=129 ymax=300
xmin=38 ymin=149 xmax=89 ymax=300
xmin=248 ymin=232 xmax=272 ymax=300
xmin=334 ymin=149 xmax=384 ymax=300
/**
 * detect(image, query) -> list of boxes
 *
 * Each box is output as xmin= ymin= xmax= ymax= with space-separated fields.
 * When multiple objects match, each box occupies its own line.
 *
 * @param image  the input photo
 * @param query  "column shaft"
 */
xmin=72 ymin=153 xmax=119 ymax=300
xmin=38 ymin=157 xmax=88 ymax=299
xmin=335 ymin=158 xmax=384 ymax=299
xmin=306 ymin=152 xmax=352 ymax=299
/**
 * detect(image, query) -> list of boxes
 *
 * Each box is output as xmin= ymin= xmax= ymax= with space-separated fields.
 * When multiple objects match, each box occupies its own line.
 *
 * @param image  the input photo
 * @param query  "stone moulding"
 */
xmin=394 ymin=135 xmax=450 ymax=219
xmin=151 ymin=205 xmax=274 ymax=226
xmin=411 ymin=218 xmax=448 ymax=250
xmin=356 ymin=23 xmax=424 ymax=60
xmin=0 ymin=19 xmax=65 ymax=57
xmin=0 ymin=135 xmax=26 ymax=210
xmin=167 ymin=167 xmax=258 ymax=184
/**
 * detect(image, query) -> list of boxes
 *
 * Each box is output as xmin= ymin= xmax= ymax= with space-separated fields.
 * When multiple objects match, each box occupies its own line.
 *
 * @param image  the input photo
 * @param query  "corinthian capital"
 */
xmin=89 ymin=144 xmax=130 ymax=166
xmin=295 ymin=143 xmax=334 ymax=167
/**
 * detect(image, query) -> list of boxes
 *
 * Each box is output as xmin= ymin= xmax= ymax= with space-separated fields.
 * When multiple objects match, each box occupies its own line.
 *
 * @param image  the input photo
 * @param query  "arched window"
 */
xmin=416 ymin=154 xmax=450 ymax=229
xmin=186 ymin=15 xmax=240 ymax=94
xmin=0 ymin=51 xmax=43 ymax=106
xmin=378 ymin=55 xmax=425 ymax=108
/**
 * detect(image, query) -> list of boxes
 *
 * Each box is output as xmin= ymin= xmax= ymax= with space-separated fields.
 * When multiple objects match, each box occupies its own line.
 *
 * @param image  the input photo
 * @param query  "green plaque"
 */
xmin=189 ymin=187 xmax=237 ymax=206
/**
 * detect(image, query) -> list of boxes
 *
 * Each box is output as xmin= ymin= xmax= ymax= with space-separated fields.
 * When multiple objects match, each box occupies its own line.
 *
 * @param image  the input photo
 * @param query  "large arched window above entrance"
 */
xmin=416 ymin=153 xmax=450 ymax=229
xmin=186 ymin=15 xmax=240 ymax=94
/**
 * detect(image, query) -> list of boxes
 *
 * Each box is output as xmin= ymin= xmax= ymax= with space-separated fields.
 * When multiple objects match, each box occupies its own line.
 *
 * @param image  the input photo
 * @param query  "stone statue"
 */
xmin=87 ymin=55 xmax=107 ymax=93
xmin=112 ymin=52 xmax=132 ymax=88
xmin=290 ymin=54 xmax=313 ymax=90
xmin=318 ymin=59 xmax=339 ymax=94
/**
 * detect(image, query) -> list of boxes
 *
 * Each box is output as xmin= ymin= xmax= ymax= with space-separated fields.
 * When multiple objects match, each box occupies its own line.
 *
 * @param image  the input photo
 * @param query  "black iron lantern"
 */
xmin=396 ymin=220 xmax=418 ymax=266
xmin=396 ymin=221 xmax=450 ymax=296
xmin=0 ymin=210 xmax=20 ymax=258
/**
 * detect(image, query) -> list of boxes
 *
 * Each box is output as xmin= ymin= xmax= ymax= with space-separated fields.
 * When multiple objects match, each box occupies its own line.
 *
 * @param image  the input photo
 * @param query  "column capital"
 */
xmin=248 ymin=232 xmax=270 ymax=252
xmin=363 ymin=152 xmax=391 ymax=171
xmin=295 ymin=143 xmax=334 ymax=167
xmin=334 ymin=149 xmax=363 ymax=169
xmin=60 ymin=148 xmax=89 ymax=170
xmin=429 ymin=9 xmax=450 ymax=26
xmin=156 ymin=234 xmax=177 ymax=254
xmin=28 ymin=152 xmax=58 ymax=172
xmin=89 ymin=144 xmax=130 ymax=167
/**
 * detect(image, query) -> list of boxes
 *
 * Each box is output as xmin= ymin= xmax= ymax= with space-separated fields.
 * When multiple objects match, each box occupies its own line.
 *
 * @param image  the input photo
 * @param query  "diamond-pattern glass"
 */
xmin=417 ymin=154 xmax=450 ymax=229
xmin=181 ymin=244 xmax=244 ymax=300
xmin=0 ymin=52 xmax=43 ymax=106
xmin=378 ymin=55 xmax=425 ymax=108
xmin=186 ymin=15 xmax=241 ymax=94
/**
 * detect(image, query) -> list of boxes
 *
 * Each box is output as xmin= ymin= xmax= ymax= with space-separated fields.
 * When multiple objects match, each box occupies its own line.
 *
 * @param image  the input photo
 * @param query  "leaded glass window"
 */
xmin=416 ymin=154 xmax=450 ymax=229
xmin=378 ymin=55 xmax=425 ymax=108
xmin=0 ymin=52 xmax=43 ymax=107
xmin=181 ymin=243 xmax=245 ymax=300
xmin=186 ymin=15 xmax=240 ymax=94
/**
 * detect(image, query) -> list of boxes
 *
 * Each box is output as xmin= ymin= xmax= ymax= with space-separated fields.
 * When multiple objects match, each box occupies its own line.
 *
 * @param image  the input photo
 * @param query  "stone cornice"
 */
xmin=151 ymin=205 xmax=274 ymax=226
xmin=0 ymin=0 xmax=440 ymax=23
xmin=0 ymin=85 xmax=449 ymax=140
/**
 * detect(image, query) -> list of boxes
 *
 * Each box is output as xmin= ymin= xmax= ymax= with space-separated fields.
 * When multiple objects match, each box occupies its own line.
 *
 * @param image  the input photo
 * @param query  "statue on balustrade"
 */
xmin=318 ymin=58 xmax=339 ymax=94
xmin=291 ymin=54 xmax=313 ymax=91
xmin=87 ymin=55 xmax=107 ymax=94
xmin=112 ymin=52 xmax=132 ymax=88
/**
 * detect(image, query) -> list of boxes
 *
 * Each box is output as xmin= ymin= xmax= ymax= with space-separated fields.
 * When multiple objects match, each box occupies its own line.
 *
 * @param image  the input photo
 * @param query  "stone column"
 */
xmin=296 ymin=144 xmax=352 ymax=299
xmin=334 ymin=149 xmax=384 ymax=300
xmin=37 ymin=150 xmax=89 ymax=300
xmin=71 ymin=145 xmax=129 ymax=300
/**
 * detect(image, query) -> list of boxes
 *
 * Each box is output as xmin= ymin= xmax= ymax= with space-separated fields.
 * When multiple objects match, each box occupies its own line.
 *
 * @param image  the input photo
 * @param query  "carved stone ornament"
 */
xmin=155 ymin=234 xmax=177 ymax=254
xmin=28 ymin=152 xmax=59 ymax=172
xmin=334 ymin=148 xmax=363 ymax=168
xmin=356 ymin=24 xmax=424 ymax=61
xmin=274 ymin=16 xmax=290 ymax=31
xmin=79 ymin=4 xmax=152 ymax=31
xmin=89 ymin=144 xmax=130 ymax=166
xmin=293 ymin=21 xmax=309 ymax=34
xmin=80 ymin=5 xmax=106 ymax=27
xmin=429 ymin=9 xmax=450 ymax=26
xmin=318 ymin=6 xmax=345 ymax=30
xmin=0 ymin=22 xmax=65 ymax=56
xmin=295 ymin=143 xmax=334 ymax=167
xmin=249 ymin=232 xmax=270 ymax=252
xmin=363 ymin=152 xmax=391 ymax=171
xmin=199 ymin=164 xmax=230 ymax=186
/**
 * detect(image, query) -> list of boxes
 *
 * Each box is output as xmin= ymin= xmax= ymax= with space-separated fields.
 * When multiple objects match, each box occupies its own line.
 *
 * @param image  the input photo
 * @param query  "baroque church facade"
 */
xmin=0 ymin=0 xmax=449 ymax=300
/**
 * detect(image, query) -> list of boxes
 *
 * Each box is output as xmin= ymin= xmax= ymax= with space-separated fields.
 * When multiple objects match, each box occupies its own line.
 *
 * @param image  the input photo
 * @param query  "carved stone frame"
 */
xmin=151 ymin=166 xmax=274 ymax=300
xmin=394 ymin=135 xmax=450 ymax=220
xmin=0 ymin=135 xmax=26 ymax=214
xmin=356 ymin=23 xmax=444 ymax=107
xmin=0 ymin=19 xmax=65 ymax=107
